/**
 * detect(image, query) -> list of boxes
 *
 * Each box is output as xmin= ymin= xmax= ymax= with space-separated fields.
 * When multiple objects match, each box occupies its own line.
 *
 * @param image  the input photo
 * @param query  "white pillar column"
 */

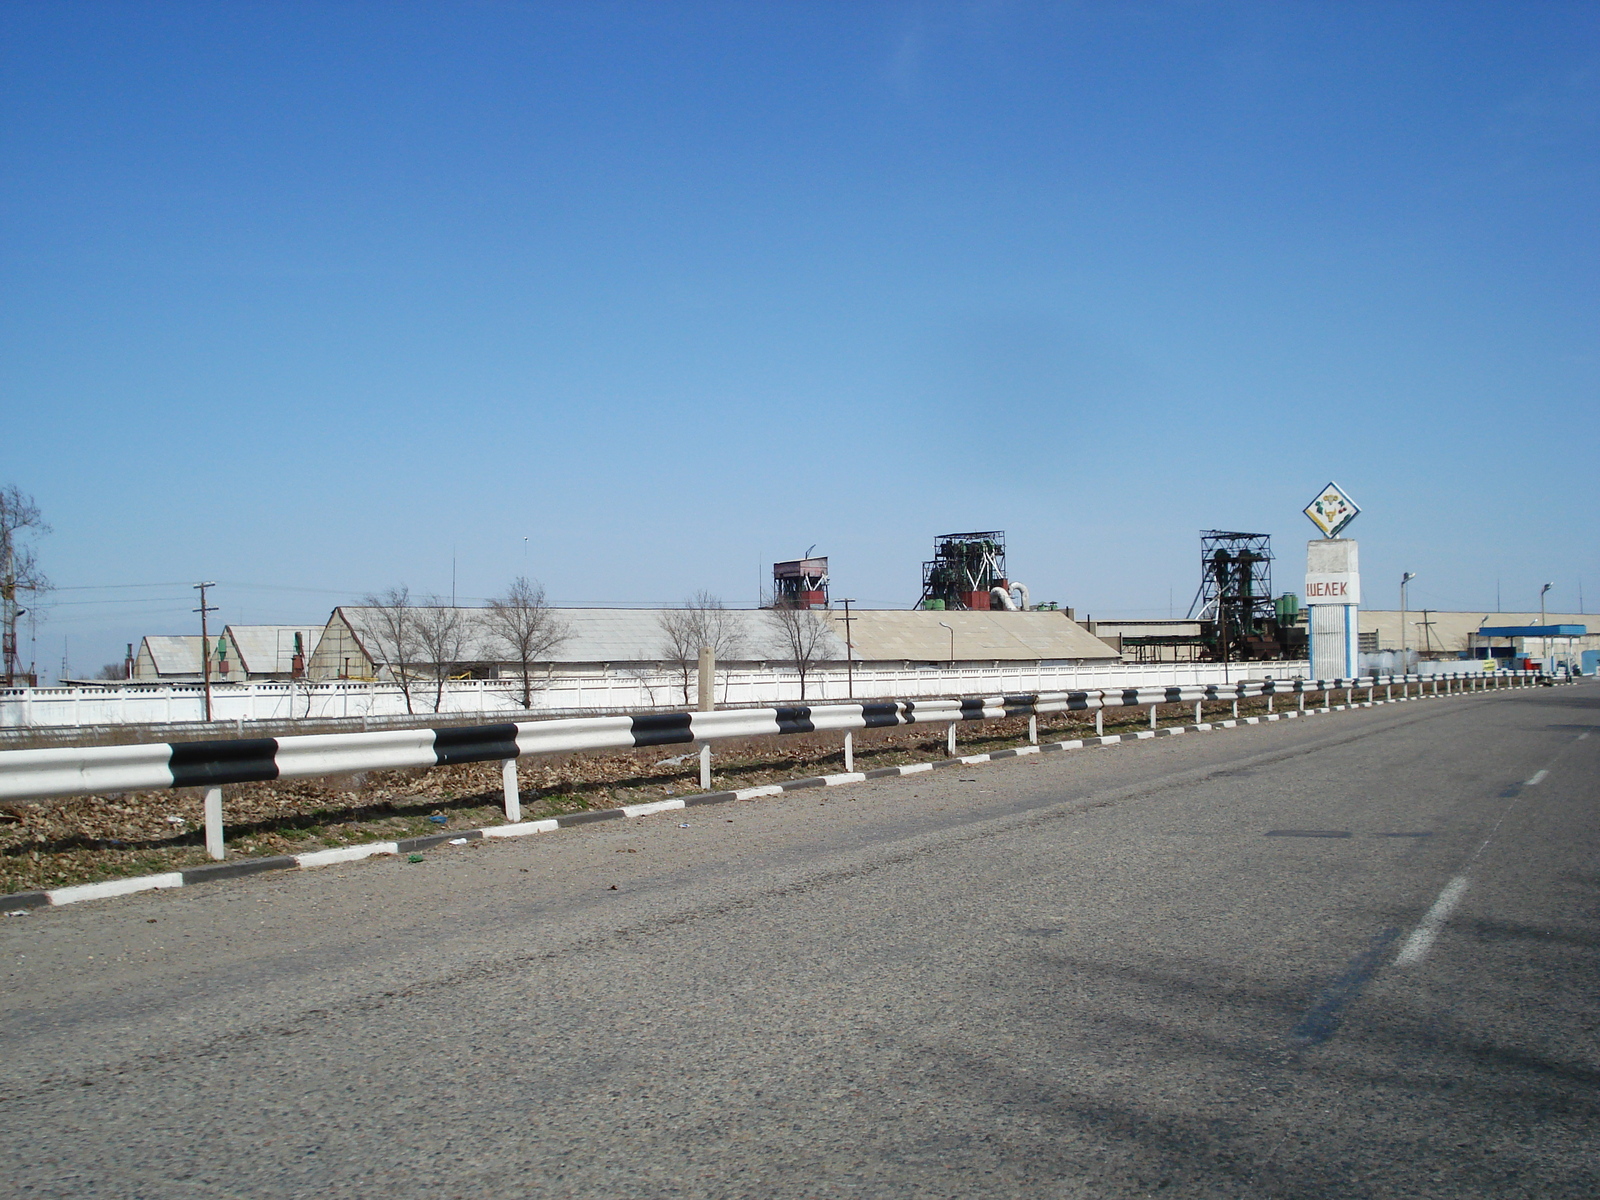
xmin=502 ymin=758 xmax=521 ymax=823
xmin=204 ymin=787 xmax=225 ymax=861
xmin=1306 ymin=537 xmax=1360 ymax=682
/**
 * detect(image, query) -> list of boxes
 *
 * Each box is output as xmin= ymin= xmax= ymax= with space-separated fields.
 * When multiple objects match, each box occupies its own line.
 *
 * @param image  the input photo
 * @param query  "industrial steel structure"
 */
xmin=771 ymin=557 xmax=829 ymax=609
xmin=1159 ymin=530 xmax=1303 ymax=662
xmin=919 ymin=532 xmax=1009 ymax=611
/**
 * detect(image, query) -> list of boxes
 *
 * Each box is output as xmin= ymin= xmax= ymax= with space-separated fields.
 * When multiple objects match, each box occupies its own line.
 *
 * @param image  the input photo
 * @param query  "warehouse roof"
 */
xmin=225 ymin=625 xmax=326 ymax=675
xmin=326 ymin=606 xmax=1117 ymax=665
xmin=1475 ymin=624 xmax=1587 ymax=638
xmin=140 ymin=635 xmax=204 ymax=675
xmin=330 ymin=606 xmax=848 ymax=664
xmin=845 ymin=609 xmax=1118 ymax=663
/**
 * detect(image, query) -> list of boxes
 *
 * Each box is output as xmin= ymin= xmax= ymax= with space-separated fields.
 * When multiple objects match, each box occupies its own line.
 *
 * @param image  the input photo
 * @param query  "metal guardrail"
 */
xmin=0 ymin=670 xmax=1542 ymax=859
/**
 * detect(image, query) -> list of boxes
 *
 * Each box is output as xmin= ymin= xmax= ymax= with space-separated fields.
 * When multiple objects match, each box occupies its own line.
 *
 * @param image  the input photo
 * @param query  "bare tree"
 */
xmin=415 ymin=598 xmax=470 ymax=713
xmin=764 ymin=605 xmax=833 ymax=703
xmin=94 ymin=662 xmax=126 ymax=681
xmin=484 ymin=576 xmax=569 ymax=709
xmin=658 ymin=590 xmax=747 ymax=704
xmin=361 ymin=586 xmax=422 ymax=714
xmin=1 ymin=485 xmax=51 ymax=685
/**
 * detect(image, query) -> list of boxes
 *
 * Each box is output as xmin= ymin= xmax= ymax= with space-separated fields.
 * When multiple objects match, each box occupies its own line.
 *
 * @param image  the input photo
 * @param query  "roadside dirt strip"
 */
xmin=0 ymin=682 xmax=1533 ymax=914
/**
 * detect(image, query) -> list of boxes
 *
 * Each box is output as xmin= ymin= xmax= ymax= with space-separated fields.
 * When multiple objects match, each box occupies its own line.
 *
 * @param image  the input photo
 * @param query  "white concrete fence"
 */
xmin=1 ymin=660 xmax=1313 ymax=730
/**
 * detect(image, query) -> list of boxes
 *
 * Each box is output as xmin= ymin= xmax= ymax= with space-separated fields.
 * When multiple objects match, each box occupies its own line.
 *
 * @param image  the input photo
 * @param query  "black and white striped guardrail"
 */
xmin=0 ymin=668 xmax=1553 ymax=914
xmin=0 ymin=671 xmax=1539 ymax=859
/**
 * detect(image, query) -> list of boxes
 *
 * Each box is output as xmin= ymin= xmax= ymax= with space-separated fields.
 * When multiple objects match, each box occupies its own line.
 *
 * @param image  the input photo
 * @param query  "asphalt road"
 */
xmin=2 ymin=682 xmax=1596 ymax=1198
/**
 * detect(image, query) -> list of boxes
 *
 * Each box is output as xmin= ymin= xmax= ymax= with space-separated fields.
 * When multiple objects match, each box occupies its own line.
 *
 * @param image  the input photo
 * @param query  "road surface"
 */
xmin=2 ymin=682 xmax=1596 ymax=1197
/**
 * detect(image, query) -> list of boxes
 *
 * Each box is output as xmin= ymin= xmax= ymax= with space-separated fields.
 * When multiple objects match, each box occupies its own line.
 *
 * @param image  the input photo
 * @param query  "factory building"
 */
xmin=131 ymin=635 xmax=206 ymax=681
xmin=1357 ymin=610 xmax=1595 ymax=669
xmin=220 ymin=626 xmax=324 ymax=680
xmin=132 ymin=626 xmax=324 ymax=682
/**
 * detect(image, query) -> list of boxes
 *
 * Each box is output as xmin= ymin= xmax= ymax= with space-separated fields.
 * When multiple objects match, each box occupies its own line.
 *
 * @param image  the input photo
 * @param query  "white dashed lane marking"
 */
xmin=1395 ymin=875 xmax=1470 ymax=966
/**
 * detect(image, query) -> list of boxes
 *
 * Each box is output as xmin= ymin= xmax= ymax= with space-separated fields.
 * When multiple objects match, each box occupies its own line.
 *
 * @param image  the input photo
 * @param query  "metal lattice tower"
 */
xmin=919 ymin=532 xmax=1007 ymax=610
xmin=1188 ymin=531 xmax=1274 ymax=657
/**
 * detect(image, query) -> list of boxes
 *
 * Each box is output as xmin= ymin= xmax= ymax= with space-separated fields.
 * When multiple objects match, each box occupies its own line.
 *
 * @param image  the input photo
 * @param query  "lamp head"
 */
xmin=1402 ymin=572 xmax=1416 ymax=584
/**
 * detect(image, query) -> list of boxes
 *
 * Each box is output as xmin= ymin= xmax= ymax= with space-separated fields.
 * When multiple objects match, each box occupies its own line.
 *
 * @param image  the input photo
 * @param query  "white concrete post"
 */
xmin=502 ymin=758 xmax=521 ymax=823
xmin=1298 ymin=689 xmax=1305 ymax=712
xmin=204 ymin=786 xmax=225 ymax=861
xmin=1095 ymin=708 xmax=1103 ymax=736
xmin=697 ymin=645 xmax=715 ymax=791
xmin=1267 ymin=692 xmax=1274 ymax=713
xmin=1149 ymin=705 xmax=1157 ymax=729
xmin=697 ymin=646 xmax=715 ymax=712
xmin=1231 ymin=697 xmax=1239 ymax=718
xmin=947 ymin=722 xmax=957 ymax=756
xmin=844 ymin=730 xmax=854 ymax=772
xmin=1194 ymin=700 xmax=1203 ymax=724
xmin=1027 ymin=715 xmax=1037 ymax=745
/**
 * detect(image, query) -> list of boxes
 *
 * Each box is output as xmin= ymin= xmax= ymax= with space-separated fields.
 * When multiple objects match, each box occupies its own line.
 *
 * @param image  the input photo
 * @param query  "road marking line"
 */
xmin=1395 ymin=875 xmax=1469 ymax=966
xmin=1525 ymin=769 xmax=1548 ymax=786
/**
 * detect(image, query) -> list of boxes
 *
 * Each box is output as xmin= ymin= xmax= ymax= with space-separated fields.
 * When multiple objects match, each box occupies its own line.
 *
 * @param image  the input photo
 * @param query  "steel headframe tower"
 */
xmin=919 ymin=531 xmax=1007 ymax=610
xmin=1188 ymin=531 xmax=1275 ymax=661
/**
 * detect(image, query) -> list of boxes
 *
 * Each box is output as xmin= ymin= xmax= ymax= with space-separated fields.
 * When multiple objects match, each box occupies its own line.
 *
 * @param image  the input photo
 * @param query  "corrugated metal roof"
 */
xmin=327 ymin=606 xmax=1115 ymax=665
xmin=225 ymin=625 xmax=325 ymax=675
xmin=142 ymin=635 xmax=204 ymax=674
xmin=331 ymin=606 xmax=847 ymax=664
xmin=845 ymin=610 xmax=1118 ymax=662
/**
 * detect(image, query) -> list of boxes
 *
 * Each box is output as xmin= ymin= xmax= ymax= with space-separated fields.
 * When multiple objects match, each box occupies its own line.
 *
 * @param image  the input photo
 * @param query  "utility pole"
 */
xmin=1 ymin=525 xmax=27 ymax=685
xmin=1 ymin=535 xmax=14 ymax=685
xmin=1419 ymin=610 xmax=1436 ymax=655
xmin=837 ymin=598 xmax=857 ymax=699
xmin=194 ymin=581 xmax=218 ymax=722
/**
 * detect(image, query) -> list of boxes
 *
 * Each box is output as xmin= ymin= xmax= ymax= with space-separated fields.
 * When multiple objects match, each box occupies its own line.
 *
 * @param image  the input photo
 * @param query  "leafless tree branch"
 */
xmin=658 ymin=591 xmax=746 ymax=705
xmin=764 ymin=605 xmax=830 ymax=703
xmin=360 ymin=586 xmax=421 ymax=714
xmin=415 ymin=598 xmax=469 ymax=713
xmin=484 ymin=576 xmax=569 ymax=710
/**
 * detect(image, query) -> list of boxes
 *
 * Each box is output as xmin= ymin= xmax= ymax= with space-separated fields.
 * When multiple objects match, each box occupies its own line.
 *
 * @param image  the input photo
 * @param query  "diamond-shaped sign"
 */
xmin=1303 ymin=481 xmax=1360 ymax=538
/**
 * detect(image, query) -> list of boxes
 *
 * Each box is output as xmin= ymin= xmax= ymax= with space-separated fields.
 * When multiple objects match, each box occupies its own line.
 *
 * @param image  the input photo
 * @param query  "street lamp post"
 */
xmin=1400 ymin=573 xmax=1415 ymax=661
xmin=1540 ymin=582 xmax=1553 ymax=668
xmin=938 ymin=621 xmax=954 ymax=666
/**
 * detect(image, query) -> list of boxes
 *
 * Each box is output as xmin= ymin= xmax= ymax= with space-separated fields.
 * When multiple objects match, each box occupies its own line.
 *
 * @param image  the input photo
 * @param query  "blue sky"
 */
xmin=3 ymin=1 xmax=1596 ymax=678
